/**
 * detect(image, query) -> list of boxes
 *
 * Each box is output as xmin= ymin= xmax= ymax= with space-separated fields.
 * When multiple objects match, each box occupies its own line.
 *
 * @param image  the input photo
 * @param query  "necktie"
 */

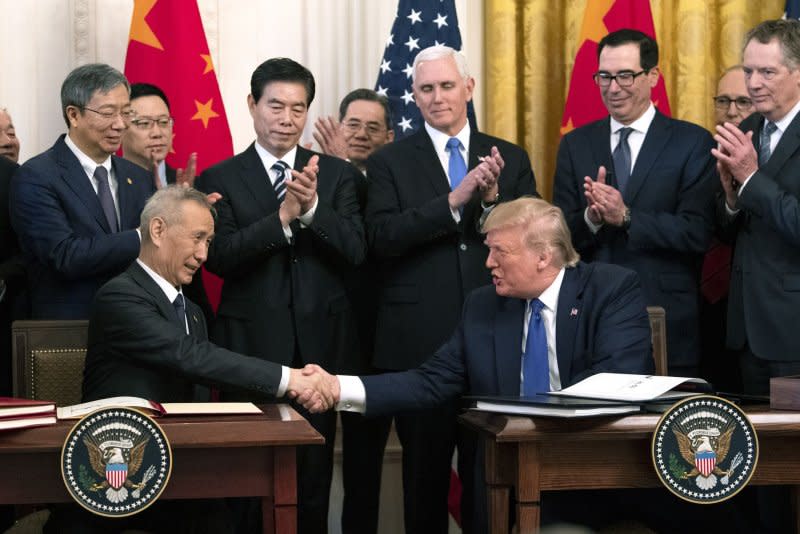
xmin=612 ymin=127 xmax=633 ymax=193
xmin=522 ymin=299 xmax=550 ymax=396
xmin=758 ymin=121 xmax=777 ymax=166
xmin=271 ymin=161 xmax=289 ymax=200
xmin=172 ymin=294 xmax=186 ymax=331
xmin=446 ymin=138 xmax=466 ymax=191
xmin=94 ymin=166 xmax=118 ymax=232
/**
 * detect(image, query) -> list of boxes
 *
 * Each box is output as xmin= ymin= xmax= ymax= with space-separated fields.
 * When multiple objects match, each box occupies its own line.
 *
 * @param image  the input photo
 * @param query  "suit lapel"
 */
xmin=112 ymin=156 xmax=143 ymax=230
xmin=555 ymin=266 xmax=583 ymax=387
xmin=128 ymin=262 xmax=179 ymax=325
xmin=54 ymin=136 xmax=113 ymax=233
xmin=590 ymin=118 xmax=614 ymax=181
xmin=494 ymin=296 xmax=525 ymax=395
xmin=238 ymin=143 xmax=280 ymax=214
xmin=415 ymin=130 xmax=452 ymax=197
xmin=624 ymin=111 xmax=671 ymax=204
xmin=764 ymin=113 xmax=800 ymax=179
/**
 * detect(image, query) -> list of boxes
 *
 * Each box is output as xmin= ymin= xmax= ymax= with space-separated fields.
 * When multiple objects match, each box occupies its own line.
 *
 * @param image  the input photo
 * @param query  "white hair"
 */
xmin=412 ymin=45 xmax=470 ymax=82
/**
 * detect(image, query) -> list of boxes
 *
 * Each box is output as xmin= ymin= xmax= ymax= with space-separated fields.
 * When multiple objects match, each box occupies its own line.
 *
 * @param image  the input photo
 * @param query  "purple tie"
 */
xmin=94 ymin=166 xmax=118 ymax=232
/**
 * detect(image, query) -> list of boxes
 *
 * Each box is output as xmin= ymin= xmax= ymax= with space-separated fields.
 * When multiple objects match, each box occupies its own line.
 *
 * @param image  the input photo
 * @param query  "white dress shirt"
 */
xmin=425 ymin=121 xmax=470 ymax=223
xmin=65 ymin=133 xmax=120 ymax=225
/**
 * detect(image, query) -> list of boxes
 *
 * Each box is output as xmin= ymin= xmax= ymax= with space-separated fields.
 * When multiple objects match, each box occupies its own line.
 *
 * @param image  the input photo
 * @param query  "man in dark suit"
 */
xmin=10 ymin=64 xmax=155 ymax=320
xmin=712 ymin=19 xmax=800 ymax=532
xmin=553 ymin=29 xmax=716 ymax=377
xmin=195 ymin=58 xmax=365 ymax=534
xmin=122 ymin=82 xmax=213 ymax=323
xmin=0 ymin=155 xmax=24 ymax=397
xmin=311 ymin=197 xmax=653 ymax=532
xmin=364 ymin=45 xmax=538 ymax=533
xmin=54 ymin=186 xmax=331 ymax=534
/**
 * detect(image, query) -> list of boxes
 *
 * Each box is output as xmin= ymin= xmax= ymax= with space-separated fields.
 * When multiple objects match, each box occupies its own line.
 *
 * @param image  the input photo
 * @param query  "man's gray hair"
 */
xmin=60 ymin=63 xmax=130 ymax=127
xmin=140 ymin=186 xmax=214 ymax=242
xmin=744 ymin=19 xmax=800 ymax=70
xmin=412 ymin=45 xmax=470 ymax=83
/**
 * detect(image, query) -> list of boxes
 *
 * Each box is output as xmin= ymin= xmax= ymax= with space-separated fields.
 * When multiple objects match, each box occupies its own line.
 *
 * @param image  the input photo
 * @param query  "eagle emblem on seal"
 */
xmin=83 ymin=433 xmax=156 ymax=503
xmin=672 ymin=423 xmax=743 ymax=490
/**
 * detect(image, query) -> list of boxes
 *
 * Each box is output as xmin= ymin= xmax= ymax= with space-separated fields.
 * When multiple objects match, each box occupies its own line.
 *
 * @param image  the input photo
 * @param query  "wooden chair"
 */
xmin=647 ymin=306 xmax=668 ymax=376
xmin=11 ymin=320 xmax=89 ymax=406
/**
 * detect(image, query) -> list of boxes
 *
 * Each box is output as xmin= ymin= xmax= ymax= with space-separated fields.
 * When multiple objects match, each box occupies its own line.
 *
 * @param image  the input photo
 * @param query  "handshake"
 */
xmin=287 ymin=364 xmax=341 ymax=413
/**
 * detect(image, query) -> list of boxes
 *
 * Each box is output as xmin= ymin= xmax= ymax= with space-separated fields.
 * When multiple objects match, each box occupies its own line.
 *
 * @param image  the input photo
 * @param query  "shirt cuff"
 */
xmin=584 ymin=207 xmax=603 ymax=234
xmin=336 ymin=374 xmax=367 ymax=413
xmin=136 ymin=228 xmax=141 ymax=242
xmin=450 ymin=207 xmax=461 ymax=224
xmin=737 ymin=170 xmax=755 ymax=198
xmin=298 ymin=195 xmax=319 ymax=227
xmin=276 ymin=366 xmax=290 ymax=397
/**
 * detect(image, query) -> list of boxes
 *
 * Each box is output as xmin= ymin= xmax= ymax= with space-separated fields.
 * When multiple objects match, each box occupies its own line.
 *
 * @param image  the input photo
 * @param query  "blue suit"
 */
xmin=10 ymin=135 xmax=153 ymax=319
xmin=361 ymin=261 xmax=653 ymax=533
xmin=553 ymin=110 xmax=715 ymax=371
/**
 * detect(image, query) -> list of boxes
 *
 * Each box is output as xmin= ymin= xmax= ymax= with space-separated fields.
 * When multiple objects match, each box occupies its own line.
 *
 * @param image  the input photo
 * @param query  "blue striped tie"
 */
xmin=271 ymin=161 xmax=289 ymax=200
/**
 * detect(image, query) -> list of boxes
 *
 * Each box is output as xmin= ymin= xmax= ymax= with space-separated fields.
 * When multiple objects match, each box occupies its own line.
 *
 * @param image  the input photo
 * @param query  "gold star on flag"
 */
xmin=578 ymin=0 xmax=615 ymax=44
xmin=560 ymin=117 xmax=575 ymax=136
xmin=191 ymin=98 xmax=220 ymax=129
xmin=129 ymin=0 xmax=164 ymax=51
xmin=201 ymin=54 xmax=215 ymax=75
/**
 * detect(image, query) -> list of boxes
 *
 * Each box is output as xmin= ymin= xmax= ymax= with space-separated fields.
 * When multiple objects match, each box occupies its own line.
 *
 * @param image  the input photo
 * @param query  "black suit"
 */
xmin=553 ymin=110 xmax=716 ymax=373
xmin=365 ymin=128 xmax=538 ymax=533
xmin=196 ymin=143 xmax=365 ymax=534
xmin=10 ymin=135 xmax=154 ymax=319
xmin=82 ymin=261 xmax=282 ymax=402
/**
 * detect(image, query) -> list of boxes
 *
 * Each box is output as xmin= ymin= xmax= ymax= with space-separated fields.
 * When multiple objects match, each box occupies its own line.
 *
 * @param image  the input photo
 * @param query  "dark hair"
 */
xmin=60 ymin=63 xmax=129 ymax=127
xmin=338 ymin=88 xmax=393 ymax=130
xmin=130 ymin=83 xmax=170 ymax=110
xmin=250 ymin=58 xmax=315 ymax=105
xmin=745 ymin=19 xmax=800 ymax=68
xmin=597 ymin=29 xmax=659 ymax=71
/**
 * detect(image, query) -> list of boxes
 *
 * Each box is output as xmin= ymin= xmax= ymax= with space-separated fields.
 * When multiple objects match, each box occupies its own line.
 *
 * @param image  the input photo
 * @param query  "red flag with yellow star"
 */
xmin=560 ymin=0 xmax=671 ymax=136
xmin=124 ymin=0 xmax=231 ymax=309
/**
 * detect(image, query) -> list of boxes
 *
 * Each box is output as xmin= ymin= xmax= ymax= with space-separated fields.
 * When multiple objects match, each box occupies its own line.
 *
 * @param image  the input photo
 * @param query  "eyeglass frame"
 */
xmin=80 ymin=106 xmax=135 ymax=123
xmin=129 ymin=116 xmax=175 ymax=130
xmin=712 ymin=96 xmax=753 ymax=111
xmin=342 ymin=119 xmax=388 ymax=137
xmin=593 ymin=69 xmax=650 ymax=88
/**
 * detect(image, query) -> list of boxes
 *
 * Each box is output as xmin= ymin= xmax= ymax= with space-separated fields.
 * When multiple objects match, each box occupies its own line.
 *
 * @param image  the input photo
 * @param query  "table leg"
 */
xmin=485 ymin=437 xmax=516 ymax=533
xmin=273 ymin=446 xmax=297 ymax=534
xmin=516 ymin=443 xmax=541 ymax=534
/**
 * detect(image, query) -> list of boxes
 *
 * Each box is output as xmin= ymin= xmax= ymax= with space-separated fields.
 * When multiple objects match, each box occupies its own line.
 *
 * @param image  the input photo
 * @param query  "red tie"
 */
xmin=700 ymin=238 xmax=731 ymax=304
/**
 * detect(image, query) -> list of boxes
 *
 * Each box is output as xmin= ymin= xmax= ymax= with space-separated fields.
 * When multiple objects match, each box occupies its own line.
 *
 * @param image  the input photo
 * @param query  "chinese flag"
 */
xmin=124 ymin=0 xmax=232 ymax=310
xmin=560 ymin=0 xmax=671 ymax=135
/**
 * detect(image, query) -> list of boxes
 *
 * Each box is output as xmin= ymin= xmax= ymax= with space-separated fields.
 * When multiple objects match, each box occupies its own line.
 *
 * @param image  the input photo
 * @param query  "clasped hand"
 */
xmin=287 ymin=363 xmax=340 ymax=413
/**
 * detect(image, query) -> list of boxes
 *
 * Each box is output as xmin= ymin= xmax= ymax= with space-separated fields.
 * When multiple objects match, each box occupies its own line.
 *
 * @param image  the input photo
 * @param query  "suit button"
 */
xmin=459 ymin=244 xmax=467 ymax=251
xmin=344 ymin=402 xmax=352 ymax=409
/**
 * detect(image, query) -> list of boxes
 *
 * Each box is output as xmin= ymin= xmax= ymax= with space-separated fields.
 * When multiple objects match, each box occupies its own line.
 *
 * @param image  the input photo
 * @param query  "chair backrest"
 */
xmin=12 ymin=320 xmax=89 ymax=406
xmin=647 ymin=306 xmax=668 ymax=376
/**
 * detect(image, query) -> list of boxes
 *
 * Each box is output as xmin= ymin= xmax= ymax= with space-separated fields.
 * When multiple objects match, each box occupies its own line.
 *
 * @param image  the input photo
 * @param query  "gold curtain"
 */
xmin=484 ymin=0 xmax=784 ymax=200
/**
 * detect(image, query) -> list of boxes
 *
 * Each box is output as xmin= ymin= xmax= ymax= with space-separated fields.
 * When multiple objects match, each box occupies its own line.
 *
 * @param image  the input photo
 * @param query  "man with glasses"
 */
xmin=713 ymin=66 xmax=753 ymax=127
xmin=10 ymin=63 xmax=154 ymax=319
xmin=553 ymin=29 xmax=716 ymax=378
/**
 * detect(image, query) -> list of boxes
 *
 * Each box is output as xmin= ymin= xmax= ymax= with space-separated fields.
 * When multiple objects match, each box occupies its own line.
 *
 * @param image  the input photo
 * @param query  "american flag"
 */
xmin=375 ymin=0 xmax=476 ymax=139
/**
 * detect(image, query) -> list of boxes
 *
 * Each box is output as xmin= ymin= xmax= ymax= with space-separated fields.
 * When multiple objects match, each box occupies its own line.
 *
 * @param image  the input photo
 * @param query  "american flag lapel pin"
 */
xmin=126 ymin=177 xmax=132 ymax=185
xmin=570 ymin=308 xmax=579 ymax=317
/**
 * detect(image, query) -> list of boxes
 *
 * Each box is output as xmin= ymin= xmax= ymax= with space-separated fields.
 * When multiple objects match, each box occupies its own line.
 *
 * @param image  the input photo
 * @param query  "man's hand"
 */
xmin=279 ymin=189 xmax=302 ymax=227
xmin=712 ymin=123 xmax=757 ymax=185
xmin=583 ymin=165 xmax=626 ymax=226
xmin=448 ymin=146 xmax=504 ymax=210
xmin=288 ymin=154 xmax=319 ymax=214
xmin=287 ymin=364 xmax=340 ymax=413
xmin=175 ymin=152 xmax=197 ymax=188
xmin=313 ymin=116 xmax=348 ymax=160
xmin=717 ymin=161 xmax=739 ymax=210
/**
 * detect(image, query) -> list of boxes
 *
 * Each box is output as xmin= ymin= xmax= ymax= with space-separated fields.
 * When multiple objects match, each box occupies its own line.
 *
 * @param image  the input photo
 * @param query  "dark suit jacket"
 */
xmin=0 ymin=156 xmax=24 ymax=296
xmin=365 ymin=129 xmax=538 ymax=370
xmin=719 ymin=112 xmax=800 ymax=361
xmin=82 ymin=262 xmax=282 ymax=402
xmin=553 ymin=110 xmax=715 ymax=369
xmin=195 ymin=144 xmax=365 ymax=375
xmin=362 ymin=261 xmax=653 ymax=412
xmin=10 ymin=135 xmax=154 ymax=319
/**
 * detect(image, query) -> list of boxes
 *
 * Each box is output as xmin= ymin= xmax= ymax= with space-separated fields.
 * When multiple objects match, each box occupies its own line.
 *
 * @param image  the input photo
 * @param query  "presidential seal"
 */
xmin=651 ymin=395 xmax=757 ymax=504
xmin=61 ymin=407 xmax=172 ymax=517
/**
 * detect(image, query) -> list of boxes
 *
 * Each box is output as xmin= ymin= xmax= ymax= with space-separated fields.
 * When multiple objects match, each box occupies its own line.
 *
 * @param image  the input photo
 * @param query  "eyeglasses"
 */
xmin=593 ymin=70 xmax=649 ymax=88
xmin=713 ymin=96 xmax=753 ymax=111
xmin=130 ymin=117 xmax=175 ymax=130
xmin=82 ymin=106 xmax=135 ymax=123
xmin=342 ymin=120 xmax=387 ymax=137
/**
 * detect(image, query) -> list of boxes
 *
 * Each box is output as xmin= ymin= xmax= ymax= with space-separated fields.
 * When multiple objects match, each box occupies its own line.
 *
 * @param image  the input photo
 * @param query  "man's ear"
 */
xmin=149 ymin=216 xmax=167 ymax=246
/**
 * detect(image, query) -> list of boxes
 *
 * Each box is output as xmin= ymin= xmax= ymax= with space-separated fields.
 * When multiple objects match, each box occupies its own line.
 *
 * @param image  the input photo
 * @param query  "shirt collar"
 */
xmin=610 ymin=103 xmax=656 ymax=136
xmin=769 ymin=98 xmax=800 ymax=133
xmin=65 ymin=133 xmax=112 ymax=176
xmin=425 ymin=121 xmax=471 ymax=156
xmin=254 ymin=141 xmax=297 ymax=173
xmin=530 ymin=267 xmax=566 ymax=313
xmin=136 ymin=258 xmax=182 ymax=304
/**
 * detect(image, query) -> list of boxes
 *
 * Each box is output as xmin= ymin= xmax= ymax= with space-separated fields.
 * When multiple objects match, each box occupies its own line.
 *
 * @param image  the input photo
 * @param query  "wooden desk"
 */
xmin=0 ymin=404 xmax=322 ymax=534
xmin=460 ymin=408 xmax=800 ymax=533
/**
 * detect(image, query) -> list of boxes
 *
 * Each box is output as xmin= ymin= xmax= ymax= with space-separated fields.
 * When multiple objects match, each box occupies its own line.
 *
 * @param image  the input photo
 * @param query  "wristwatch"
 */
xmin=481 ymin=192 xmax=500 ymax=209
xmin=622 ymin=207 xmax=632 ymax=230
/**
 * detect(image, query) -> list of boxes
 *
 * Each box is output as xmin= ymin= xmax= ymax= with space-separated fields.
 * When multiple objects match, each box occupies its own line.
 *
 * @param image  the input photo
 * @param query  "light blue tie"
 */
xmin=612 ymin=127 xmax=633 ymax=193
xmin=446 ymin=137 xmax=466 ymax=190
xmin=758 ymin=121 xmax=777 ymax=166
xmin=271 ymin=161 xmax=289 ymax=200
xmin=522 ymin=299 xmax=550 ymax=396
